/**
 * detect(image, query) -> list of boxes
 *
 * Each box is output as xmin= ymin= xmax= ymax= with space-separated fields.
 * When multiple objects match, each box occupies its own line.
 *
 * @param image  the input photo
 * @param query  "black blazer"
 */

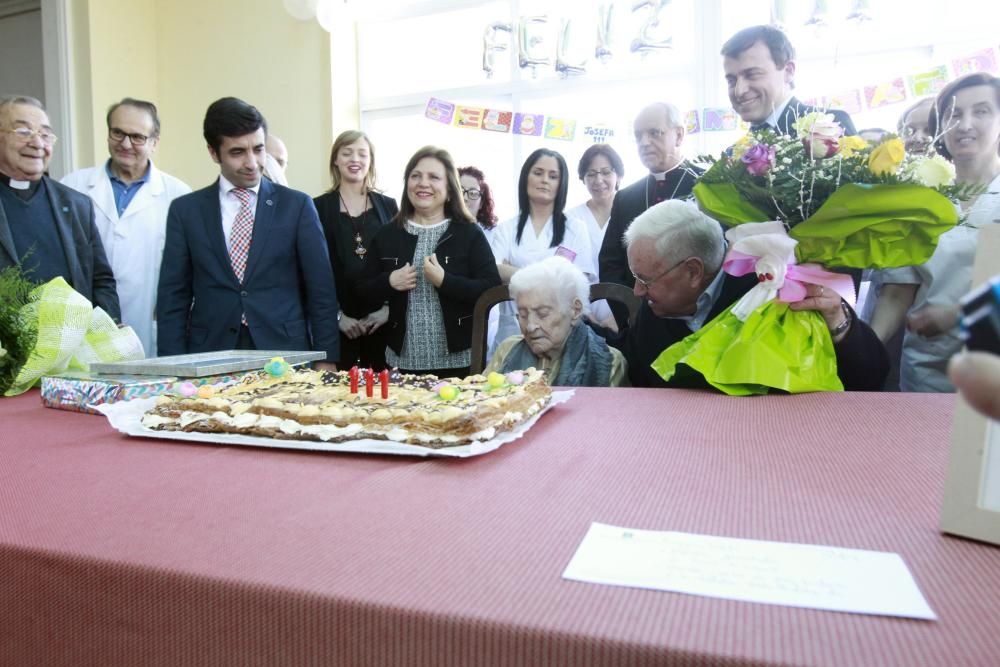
xmin=0 ymin=176 xmax=120 ymax=320
xmin=313 ymin=189 xmax=398 ymax=318
xmin=157 ymin=178 xmax=339 ymax=360
xmin=360 ymin=220 xmax=500 ymax=355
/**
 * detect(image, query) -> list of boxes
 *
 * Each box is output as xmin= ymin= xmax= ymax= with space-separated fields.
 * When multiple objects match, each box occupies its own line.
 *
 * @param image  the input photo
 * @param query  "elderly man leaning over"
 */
xmin=486 ymin=256 xmax=627 ymax=387
xmin=610 ymin=200 xmax=888 ymax=390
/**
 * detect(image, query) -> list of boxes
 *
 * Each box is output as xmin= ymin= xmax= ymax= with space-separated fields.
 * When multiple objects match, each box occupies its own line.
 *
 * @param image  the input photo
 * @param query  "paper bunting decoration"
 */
xmin=544 ymin=117 xmax=576 ymax=141
xmin=454 ymin=106 xmax=485 ymax=129
xmin=908 ymin=66 xmax=950 ymax=98
xmin=864 ymin=78 xmax=907 ymax=110
xmin=513 ymin=113 xmax=544 ymax=136
xmin=824 ymin=89 xmax=864 ymax=115
xmin=425 ymin=98 xmax=455 ymax=124
xmin=702 ymin=108 xmax=740 ymax=132
xmin=684 ymin=109 xmax=701 ymax=135
xmin=482 ymin=109 xmax=513 ymax=133
xmin=952 ymin=48 xmax=999 ymax=76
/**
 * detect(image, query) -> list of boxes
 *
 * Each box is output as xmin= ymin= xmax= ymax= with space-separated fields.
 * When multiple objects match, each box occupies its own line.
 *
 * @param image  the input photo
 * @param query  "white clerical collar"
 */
xmin=8 ymin=178 xmax=30 ymax=190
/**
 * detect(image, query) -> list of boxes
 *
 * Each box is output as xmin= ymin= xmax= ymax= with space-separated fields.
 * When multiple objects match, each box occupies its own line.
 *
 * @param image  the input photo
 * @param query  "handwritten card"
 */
xmin=563 ymin=523 xmax=936 ymax=620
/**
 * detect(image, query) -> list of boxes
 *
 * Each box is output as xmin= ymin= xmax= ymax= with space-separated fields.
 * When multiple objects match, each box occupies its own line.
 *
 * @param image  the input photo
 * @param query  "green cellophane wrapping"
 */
xmin=5 ymin=277 xmax=144 ymax=396
xmin=651 ymin=301 xmax=844 ymax=396
xmin=693 ymin=182 xmax=958 ymax=268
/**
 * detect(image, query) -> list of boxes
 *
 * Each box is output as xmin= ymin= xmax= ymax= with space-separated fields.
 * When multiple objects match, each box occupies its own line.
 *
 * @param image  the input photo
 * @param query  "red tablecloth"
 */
xmin=1 ymin=388 xmax=997 ymax=666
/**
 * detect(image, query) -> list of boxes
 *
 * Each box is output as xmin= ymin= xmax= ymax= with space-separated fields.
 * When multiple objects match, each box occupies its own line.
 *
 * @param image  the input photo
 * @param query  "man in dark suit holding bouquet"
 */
xmin=721 ymin=25 xmax=857 ymax=137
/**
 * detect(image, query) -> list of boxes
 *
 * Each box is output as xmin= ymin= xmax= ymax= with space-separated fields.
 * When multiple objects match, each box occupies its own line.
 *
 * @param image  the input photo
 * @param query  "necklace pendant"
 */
xmin=354 ymin=232 xmax=363 ymax=244
xmin=354 ymin=244 xmax=367 ymax=257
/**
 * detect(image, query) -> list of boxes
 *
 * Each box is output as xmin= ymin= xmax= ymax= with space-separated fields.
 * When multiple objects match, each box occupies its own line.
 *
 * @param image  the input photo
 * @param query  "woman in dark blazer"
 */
xmin=314 ymin=130 xmax=398 ymax=369
xmin=360 ymin=145 xmax=500 ymax=379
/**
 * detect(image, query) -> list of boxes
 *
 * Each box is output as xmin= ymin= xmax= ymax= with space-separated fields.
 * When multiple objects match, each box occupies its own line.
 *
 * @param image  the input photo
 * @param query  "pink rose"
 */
xmin=741 ymin=143 xmax=775 ymax=176
xmin=800 ymin=115 xmax=843 ymax=159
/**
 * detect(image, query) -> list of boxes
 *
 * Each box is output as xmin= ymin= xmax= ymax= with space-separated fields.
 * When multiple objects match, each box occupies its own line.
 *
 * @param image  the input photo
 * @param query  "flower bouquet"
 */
xmin=652 ymin=112 xmax=974 ymax=395
xmin=0 ymin=267 xmax=144 ymax=396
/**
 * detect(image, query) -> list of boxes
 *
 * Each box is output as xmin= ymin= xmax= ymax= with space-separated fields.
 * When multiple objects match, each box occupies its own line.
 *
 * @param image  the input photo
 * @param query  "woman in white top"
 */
xmin=490 ymin=148 xmax=595 ymax=345
xmin=565 ymin=143 xmax=625 ymax=330
xmin=871 ymin=72 xmax=1000 ymax=392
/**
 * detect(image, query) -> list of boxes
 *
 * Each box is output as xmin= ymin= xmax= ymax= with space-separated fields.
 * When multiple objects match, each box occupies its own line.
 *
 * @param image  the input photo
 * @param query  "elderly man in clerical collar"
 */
xmin=598 ymin=102 xmax=702 ymax=327
xmin=0 ymin=95 xmax=120 ymax=320
xmin=611 ymin=200 xmax=887 ymax=390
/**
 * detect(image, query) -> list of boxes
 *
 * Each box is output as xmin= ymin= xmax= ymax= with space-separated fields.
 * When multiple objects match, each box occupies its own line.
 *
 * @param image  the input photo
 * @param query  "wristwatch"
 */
xmin=831 ymin=301 xmax=852 ymax=337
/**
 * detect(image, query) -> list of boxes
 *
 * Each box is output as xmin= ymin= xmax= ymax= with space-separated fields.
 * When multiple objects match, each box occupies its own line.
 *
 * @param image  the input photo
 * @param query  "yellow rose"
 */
xmin=868 ymin=138 xmax=905 ymax=176
xmin=838 ymin=135 xmax=868 ymax=159
xmin=732 ymin=135 xmax=753 ymax=160
xmin=908 ymin=154 xmax=956 ymax=188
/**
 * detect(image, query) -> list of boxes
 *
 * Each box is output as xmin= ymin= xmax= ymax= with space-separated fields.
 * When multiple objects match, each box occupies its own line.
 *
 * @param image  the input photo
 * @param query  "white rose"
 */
xmin=910 ymin=155 xmax=956 ymax=188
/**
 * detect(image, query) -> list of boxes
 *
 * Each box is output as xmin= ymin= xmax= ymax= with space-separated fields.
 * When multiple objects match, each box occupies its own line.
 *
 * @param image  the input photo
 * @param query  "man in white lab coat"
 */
xmin=62 ymin=98 xmax=191 ymax=355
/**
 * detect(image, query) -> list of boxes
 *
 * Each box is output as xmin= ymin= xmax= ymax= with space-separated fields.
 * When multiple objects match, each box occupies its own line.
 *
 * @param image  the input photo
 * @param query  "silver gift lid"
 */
xmin=89 ymin=350 xmax=327 ymax=377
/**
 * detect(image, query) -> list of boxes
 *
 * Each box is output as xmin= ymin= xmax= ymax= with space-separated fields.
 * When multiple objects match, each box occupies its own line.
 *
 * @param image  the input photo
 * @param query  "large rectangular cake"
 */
xmin=141 ymin=368 xmax=552 ymax=448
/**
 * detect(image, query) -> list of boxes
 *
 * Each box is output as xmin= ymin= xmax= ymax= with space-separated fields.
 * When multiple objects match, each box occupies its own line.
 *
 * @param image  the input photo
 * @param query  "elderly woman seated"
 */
xmin=485 ymin=256 xmax=627 ymax=386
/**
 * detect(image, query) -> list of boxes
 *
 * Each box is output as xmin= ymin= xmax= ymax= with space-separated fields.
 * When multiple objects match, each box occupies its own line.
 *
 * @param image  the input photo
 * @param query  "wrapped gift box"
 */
xmin=41 ymin=371 xmax=253 ymax=415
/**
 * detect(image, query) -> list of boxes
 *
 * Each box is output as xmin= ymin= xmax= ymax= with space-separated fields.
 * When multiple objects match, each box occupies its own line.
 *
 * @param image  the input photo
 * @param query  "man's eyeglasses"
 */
xmin=584 ymin=167 xmax=615 ymax=180
xmin=631 ymin=256 xmax=689 ymax=289
xmin=109 ymin=128 xmax=153 ymax=146
xmin=3 ymin=127 xmax=57 ymax=146
xmin=462 ymin=187 xmax=482 ymax=201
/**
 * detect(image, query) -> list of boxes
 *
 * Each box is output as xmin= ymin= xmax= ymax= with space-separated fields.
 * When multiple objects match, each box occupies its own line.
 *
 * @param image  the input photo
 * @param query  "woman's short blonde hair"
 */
xmin=509 ymin=256 xmax=591 ymax=318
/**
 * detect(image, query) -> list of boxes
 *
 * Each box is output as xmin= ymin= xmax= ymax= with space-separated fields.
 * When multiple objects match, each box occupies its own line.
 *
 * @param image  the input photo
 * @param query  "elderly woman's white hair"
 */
xmin=623 ymin=199 xmax=725 ymax=275
xmin=509 ymin=256 xmax=591 ymax=318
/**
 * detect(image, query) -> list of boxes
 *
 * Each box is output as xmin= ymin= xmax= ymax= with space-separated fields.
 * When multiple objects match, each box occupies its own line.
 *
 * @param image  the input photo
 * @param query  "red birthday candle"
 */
xmin=349 ymin=366 xmax=359 ymax=394
xmin=380 ymin=369 xmax=389 ymax=399
xmin=365 ymin=368 xmax=374 ymax=398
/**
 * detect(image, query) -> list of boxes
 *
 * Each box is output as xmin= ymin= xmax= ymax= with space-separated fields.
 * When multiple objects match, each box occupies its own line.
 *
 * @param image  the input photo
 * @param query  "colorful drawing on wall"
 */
xmin=583 ymin=125 xmax=615 ymax=143
xmin=952 ymin=48 xmax=999 ymax=76
xmin=823 ymin=89 xmax=864 ymax=115
xmin=482 ymin=109 xmax=513 ymax=133
xmin=702 ymin=108 xmax=739 ymax=132
xmin=684 ymin=109 xmax=701 ymax=135
xmin=454 ymin=106 xmax=485 ymax=129
xmin=864 ymin=78 xmax=907 ymax=110
xmin=908 ymin=66 xmax=950 ymax=97
xmin=513 ymin=113 xmax=544 ymax=136
xmin=543 ymin=117 xmax=576 ymax=141
xmin=425 ymin=98 xmax=455 ymax=124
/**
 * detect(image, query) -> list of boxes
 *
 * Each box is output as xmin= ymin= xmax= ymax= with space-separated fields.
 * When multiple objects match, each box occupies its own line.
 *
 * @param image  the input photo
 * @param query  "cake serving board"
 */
xmin=96 ymin=391 xmax=574 ymax=458
xmin=90 ymin=350 xmax=327 ymax=377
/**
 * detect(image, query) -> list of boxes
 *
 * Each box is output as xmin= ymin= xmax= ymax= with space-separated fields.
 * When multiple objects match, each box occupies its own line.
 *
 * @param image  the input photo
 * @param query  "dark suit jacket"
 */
xmin=359 ymin=220 xmax=500 ymax=355
xmin=0 ymin=175 xmax=120 ymax=320
xmin=772 ymin=96 xmax=857 ymax=137
xmin=611 ymin=273 xmax=888 ymax=390
xmin=157 ymin=178 xmax=339 ymax=361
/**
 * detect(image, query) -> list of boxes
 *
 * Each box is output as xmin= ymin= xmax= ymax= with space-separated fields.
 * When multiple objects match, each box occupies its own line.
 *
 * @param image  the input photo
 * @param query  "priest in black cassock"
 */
xmin=598 ymin=102 xmax=702 ymax=327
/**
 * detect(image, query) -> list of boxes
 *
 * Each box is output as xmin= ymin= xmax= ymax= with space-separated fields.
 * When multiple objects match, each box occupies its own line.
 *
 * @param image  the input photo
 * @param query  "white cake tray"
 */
xmin=96 ymin=390 xmax=574 ymax=458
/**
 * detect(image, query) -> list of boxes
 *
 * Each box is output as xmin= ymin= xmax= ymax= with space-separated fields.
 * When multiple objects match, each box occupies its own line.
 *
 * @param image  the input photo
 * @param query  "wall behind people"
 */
xmin=67 ymin=0 xmax=336 ymax=196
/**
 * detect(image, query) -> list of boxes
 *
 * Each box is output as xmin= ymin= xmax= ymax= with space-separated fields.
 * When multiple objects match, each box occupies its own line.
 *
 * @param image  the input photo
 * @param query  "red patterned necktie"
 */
xmin=229 ymin=187 xmax=254 ymax=282
xmin=229 ymin=187 xmax=254 ymax=325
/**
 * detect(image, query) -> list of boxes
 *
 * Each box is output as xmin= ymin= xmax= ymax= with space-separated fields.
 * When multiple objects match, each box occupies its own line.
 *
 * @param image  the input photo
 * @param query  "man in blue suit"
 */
xmin=156 ymin=97 xmax=338 ymax=367
xmin=721 ymin=25 xmax=857 ymax=137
